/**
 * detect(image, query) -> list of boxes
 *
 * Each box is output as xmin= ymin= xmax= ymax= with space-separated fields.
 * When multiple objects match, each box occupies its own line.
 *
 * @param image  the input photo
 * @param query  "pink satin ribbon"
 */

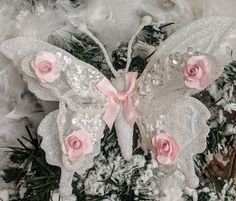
xmin=96 ymin=72 xmax=138 ymax=129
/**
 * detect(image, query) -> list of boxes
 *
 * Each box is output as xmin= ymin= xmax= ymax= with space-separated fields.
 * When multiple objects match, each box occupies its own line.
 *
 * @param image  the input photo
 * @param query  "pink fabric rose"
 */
xmin=183 ymin=55 xmax=211 ymax=90
xmin=62 ymin=129 xmax=94 ymax=161
xmin=152 ymin=133 xmax=179 ymax=166
xmin=31 ymin=51 xmax=61 ymax=83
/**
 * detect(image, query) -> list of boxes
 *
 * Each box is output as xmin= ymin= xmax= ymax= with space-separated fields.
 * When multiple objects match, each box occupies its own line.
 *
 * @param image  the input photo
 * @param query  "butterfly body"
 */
xmin=111 ymin=72 xmax=134 ymax=160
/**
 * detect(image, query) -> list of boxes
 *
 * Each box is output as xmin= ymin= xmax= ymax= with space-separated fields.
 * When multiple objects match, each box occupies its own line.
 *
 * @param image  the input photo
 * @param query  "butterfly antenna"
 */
xmin=124 ymin=16 xmax=152 ymax=72
xmin=77 ymin=24 xmax=119 ymax=78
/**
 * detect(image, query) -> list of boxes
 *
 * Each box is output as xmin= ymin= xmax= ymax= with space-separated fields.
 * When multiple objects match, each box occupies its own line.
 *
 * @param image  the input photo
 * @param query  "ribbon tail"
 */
xmin=103 ymin=100 xmax=120 ymax=130
xmin=124 ymin=97 xmax=138 ymax=127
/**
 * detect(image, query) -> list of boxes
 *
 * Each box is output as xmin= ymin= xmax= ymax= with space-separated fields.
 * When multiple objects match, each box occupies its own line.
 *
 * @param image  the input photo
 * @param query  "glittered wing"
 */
xmin=37 ymin=110 xmax=62 ymax=167
xmin=136 ymin=97 xmax=210 ymax=188
xmin=134 ymin=16 xmax=235 ymax=106
xmin=38 ymin=106 xmax=104 ymax=200
xmin=133 ymin=16 xmax=234 ymax=163
xmin=152 ymin=16 xmax=234 ymax=63
xmin=0 ymin=37 xmax=107 ymax=109
xmin=163 ymin=97 xmax=210 ymax=188
xmin=38 ymin=108 xmax=103 ymax=174
xmin=0 ymin=36 xmax=107 ymax=169
xmin=1 ymin=37 xmax=107 ymax=200
xmin=122 ymin=16 xmax=234 ymax=189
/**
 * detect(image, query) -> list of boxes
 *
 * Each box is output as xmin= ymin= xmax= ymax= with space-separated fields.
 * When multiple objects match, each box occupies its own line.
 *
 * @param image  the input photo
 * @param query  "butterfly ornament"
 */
xmin=0 ymin=16 xmax=235 ymax=200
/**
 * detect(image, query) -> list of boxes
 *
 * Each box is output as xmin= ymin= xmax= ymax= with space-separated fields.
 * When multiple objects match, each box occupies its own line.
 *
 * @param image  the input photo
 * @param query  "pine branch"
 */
xmin=2 ymin=127 xmax=61 ymax=201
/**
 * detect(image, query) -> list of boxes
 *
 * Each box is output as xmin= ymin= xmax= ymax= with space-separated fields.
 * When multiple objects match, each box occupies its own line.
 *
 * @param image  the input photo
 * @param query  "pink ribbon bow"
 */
xmin=96 ymin=72 xmax=138 ymax=130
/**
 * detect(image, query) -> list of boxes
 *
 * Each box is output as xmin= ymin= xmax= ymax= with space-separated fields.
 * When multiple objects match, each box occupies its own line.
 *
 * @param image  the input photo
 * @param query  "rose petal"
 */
xmin=151 ymin=133 xmax=179 ymax=166
xmin=32 ymin=51 xmax=61 ymax=83
xmin=184 ymin=55 xmax=211 ymax=90
xmin=184 ymin=79 xmax=201 ymax=89
xmin=157 ymin=155 xmax=175 ymax=166
xmin=69 ymin=149 xmax=83 ymax=161
xmin=63 ymin=129 xmax=94 ymax=162
xmin=34 ymin=51 xmax=58 ymax=66
xmin=39 ymin=71 xmax=61 ymax=84
xmin=194 ymin=66 xmax=203 ymax=79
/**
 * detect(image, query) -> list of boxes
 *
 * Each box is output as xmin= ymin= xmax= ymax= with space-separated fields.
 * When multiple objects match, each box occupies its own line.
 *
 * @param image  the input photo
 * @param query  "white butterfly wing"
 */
xmin=134 ymin=16 xmax=234 ymax=148
xmin=135 ymin=17 xmax=234 ymax=102
xmin=0 ymin=36 xmax=107 ymax=160
xmin=1 ymin=37 xmax=106 ymax=106
xmin=164 ymin=97 xmax=210 ymax=188
xmin=0 ymin=37 xmax=107 ymax=199
xmin=37 ymin=109 xmax=102 ymax=173
xmin=133 ymin=16 xmax=235 ymax=188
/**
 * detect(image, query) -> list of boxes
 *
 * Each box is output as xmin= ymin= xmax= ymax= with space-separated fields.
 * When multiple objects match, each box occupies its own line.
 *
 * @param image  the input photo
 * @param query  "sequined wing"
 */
xmin=0 ymin=37 xmax=107 ymax=171
xmin=132 ymin=16 xmax=235 ymax=187
xmin=162 ymin=97 xmax=210 ymax=188
xmin=133 ymin=16 xmax=234 ymax=146
xmin=0 ymin=37 xmax=106 ymax=106
xmin=38 ymin=108 xmax=103 ymax=174
xmin=136 ymin=96 xmax=210 ymax=188
xmin=37 ymin=106 xmax=103 ymax=200
xmin=134 ymin=17 xmax=234 ymax=102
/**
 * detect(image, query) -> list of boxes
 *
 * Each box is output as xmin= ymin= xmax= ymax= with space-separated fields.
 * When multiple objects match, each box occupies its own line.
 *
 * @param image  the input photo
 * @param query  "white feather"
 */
xmin=69 ymin=0 xmax=145 ymax=51
xmin=0 ymin=1 xmax=16 ymax=41
xmin=0 ymin=56 xmax=41 ymax=170
xmin=68 ymin=0 xmax=206 ymax=52
xmin=0 ymin=0 xmax=80 ymax=49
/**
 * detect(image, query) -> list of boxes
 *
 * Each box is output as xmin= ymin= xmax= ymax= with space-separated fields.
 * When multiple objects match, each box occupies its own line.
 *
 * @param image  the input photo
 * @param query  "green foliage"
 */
xmin=2 ymin=127 xmax=60 ymax=201
xmin=2 ymin=168 xmax=25 ymax=183
xmin=140 ymin=23 xmax=174 ymax=46
xmin=224 ymin=61 xmax=236 ymax=83
xmin=82 ymin=127 xmax=152 ymax=201
xmin=207 ymin=122 xmax=227 ymax=153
